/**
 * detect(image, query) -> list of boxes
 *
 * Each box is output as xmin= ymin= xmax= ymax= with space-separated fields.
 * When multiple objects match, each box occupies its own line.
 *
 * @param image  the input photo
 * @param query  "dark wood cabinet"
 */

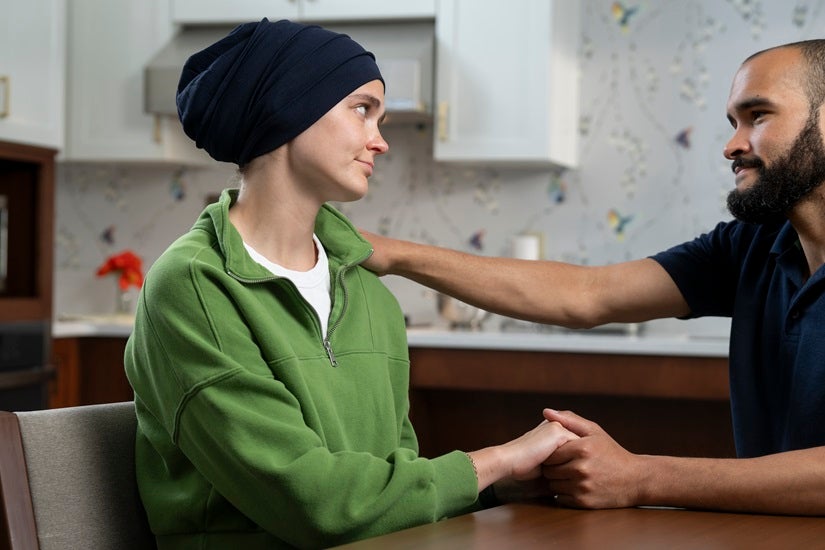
xmin=0 ymin=141 xmax=56 ymax=412
xmin=408 ymin=347 xmax=736 ymax=459
xmin=50 ymin=337 xmax=132 ymax=409
xmin=0 ymin=141 xmax=55 ymax=322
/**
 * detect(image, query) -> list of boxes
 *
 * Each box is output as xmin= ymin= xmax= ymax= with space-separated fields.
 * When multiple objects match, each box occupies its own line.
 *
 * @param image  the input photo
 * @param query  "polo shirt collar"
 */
xmin=771 ymin=220 xmax=825 ymax=293
xmin=770 ymin=221 xmax=807 ymax=287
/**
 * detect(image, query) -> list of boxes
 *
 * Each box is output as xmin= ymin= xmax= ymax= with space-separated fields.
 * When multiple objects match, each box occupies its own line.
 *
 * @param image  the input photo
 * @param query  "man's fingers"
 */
xmin=543 ymin=408 xmax=599 ymax=437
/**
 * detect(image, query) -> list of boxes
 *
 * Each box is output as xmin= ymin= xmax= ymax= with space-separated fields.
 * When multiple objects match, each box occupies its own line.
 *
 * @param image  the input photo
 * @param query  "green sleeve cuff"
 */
xmin=428 ymin=450 xmax=482 ymax=518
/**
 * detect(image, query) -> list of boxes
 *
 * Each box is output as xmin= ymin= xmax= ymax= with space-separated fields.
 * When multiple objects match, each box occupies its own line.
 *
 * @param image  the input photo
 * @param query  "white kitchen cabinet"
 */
xmin=434 ymin=0 xmax=580 ymax=167
xmin=171 ymin=0 xmax=436 ymax=24
xmin=299 ymin=0 xmax=436 ymax=22
xmin=63 ymin=0 xmax=210 ymax=164
xmin=172 ymin=0 xmax=298 ymax=23
xmin=0 ymin=0 xmax=65 ymax=150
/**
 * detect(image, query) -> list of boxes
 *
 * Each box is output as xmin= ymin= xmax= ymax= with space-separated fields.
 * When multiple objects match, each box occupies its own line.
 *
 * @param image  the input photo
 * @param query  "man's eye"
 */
xmin=355 ymin=105 xmax=367 ymax=116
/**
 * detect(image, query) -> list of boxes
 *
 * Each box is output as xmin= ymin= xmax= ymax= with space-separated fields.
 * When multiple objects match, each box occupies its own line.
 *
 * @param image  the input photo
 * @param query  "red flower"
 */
xmin=96 ymin=250 xmax=144 ymax=290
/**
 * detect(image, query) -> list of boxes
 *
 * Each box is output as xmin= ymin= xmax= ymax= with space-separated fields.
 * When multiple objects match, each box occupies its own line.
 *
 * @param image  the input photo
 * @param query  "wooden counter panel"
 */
xmin=409 ymin=347 xmax=729 ymax=400
xmin=408 ymin=347 xmax=736 ymax=459
xmin=50 ymin=337 xmax=131 ymax=408
xmin=409 ymin=390 xmax=735 ymax=458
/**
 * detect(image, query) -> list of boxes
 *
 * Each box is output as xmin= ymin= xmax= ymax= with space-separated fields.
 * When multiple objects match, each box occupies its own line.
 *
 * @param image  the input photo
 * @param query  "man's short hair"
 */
xmin=746 ymin=40 xmax=825 ymax=110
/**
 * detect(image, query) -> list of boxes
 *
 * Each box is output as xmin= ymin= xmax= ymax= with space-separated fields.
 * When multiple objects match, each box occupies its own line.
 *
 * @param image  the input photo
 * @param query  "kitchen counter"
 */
xmin=53 ymin=316 xmax=728 ymax=357
xmin=406 ymin=328 xmax=727 ymax=357
xmin=53 ymin=315 xmax=135 ymax=339
xmin=51 ymin=315 xmax=735 ymax=458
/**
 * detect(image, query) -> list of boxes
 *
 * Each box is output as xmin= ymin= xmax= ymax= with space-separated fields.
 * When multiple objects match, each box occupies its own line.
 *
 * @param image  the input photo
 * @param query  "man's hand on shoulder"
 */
xmin=359 ymin=230 xmax=395 ymax=276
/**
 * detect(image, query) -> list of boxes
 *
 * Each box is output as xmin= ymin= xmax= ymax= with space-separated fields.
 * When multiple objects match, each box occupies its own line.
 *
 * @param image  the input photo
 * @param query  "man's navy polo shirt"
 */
xmin=651 ymin=220 xmax=825 ymax=458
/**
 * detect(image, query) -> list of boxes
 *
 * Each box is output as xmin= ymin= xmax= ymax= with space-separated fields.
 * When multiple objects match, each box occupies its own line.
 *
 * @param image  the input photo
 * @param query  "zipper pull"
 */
xmin=323 ymin=339 xmax=338 ymax=367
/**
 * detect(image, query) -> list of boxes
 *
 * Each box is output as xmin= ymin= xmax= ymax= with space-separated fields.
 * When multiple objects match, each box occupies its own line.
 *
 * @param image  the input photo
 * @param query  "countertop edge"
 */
xmin=405 ymin=330 xmax=728 ymax=357
xmin=53 ymin=321 xmax=134 ymax=338
xmin=52 ymin=321 xmax=729 ymax=357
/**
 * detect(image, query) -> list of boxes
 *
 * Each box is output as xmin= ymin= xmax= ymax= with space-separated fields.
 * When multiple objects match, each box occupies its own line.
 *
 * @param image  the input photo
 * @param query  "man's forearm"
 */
xmin=383 ymin=239 xmax=593 ymax=326
xmin=639 ymin=447 xmax=825 ymax=515
xmin=363 ymin=231 xmax=689 ymax=327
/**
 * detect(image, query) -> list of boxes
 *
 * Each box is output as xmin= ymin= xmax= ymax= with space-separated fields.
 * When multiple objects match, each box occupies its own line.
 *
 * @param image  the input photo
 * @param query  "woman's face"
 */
xmin=287 ymin=79 xmax=389 ymax=203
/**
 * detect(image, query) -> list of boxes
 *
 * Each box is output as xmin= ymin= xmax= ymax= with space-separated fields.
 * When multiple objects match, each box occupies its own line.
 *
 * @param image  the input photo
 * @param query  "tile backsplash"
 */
xmin=54 ymin=0 xmax=825 ymax=337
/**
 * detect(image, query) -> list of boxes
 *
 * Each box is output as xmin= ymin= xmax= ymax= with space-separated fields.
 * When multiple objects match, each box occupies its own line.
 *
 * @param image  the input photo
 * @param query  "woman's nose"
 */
xmin=369 ymin=130 xmax=389 ymax=155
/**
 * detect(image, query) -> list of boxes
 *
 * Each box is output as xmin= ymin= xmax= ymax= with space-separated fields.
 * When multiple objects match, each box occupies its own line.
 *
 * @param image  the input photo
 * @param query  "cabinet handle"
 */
xmin=0 ymin=76 xmax=9 ymax=119
xmin=152 ymin=115 xmax=161 ymax=144
xmin=0 ymin=195 xmax=7 ymax=289
xmin=437 ymin=101 xmax=448 ymax=142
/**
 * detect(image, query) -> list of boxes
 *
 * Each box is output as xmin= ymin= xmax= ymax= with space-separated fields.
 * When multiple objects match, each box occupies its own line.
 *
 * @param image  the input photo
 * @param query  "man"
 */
xmin=362 ymin=41 xmax=825 ymax=515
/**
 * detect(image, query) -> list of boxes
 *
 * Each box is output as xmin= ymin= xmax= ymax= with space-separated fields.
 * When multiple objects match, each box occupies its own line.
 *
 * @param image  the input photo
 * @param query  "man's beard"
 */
xmin=726 ymin=113 xmax=825 ymax=224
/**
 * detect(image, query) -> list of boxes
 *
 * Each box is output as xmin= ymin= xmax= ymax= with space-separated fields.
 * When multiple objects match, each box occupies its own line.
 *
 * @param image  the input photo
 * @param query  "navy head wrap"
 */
xmin=177 ymin=19 xmax=384 ymax=165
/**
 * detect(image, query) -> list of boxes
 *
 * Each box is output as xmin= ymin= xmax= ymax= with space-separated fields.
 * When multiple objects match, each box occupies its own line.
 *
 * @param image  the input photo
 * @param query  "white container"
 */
xmin=510 ymin=233 xmax=542 ymax=260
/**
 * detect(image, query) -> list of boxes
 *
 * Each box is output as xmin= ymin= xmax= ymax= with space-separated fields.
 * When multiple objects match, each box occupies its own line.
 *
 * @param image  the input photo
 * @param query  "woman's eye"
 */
xmin=355 ymin=105 xmax=367 ymax=116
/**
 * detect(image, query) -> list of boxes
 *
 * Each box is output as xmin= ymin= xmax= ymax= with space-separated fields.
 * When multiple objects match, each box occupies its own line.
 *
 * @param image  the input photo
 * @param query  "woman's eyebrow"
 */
xmin=349 ymin=93 xmax=386 ymax=123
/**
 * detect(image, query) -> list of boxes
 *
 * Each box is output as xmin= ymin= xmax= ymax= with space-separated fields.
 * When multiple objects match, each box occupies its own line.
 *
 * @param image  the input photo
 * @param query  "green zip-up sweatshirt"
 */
xmin=125 ymin=190 xmax=480 ymax=549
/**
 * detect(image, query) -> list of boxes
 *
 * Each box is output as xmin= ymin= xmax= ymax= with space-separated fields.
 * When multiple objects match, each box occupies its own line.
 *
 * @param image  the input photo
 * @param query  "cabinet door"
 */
xmin=0 ymin=0 xmax=65 ymax=150
xmin=0 ymin=142 xmax=56 ymax=322
xmin=434 ymin=0 xmax=579 ymax=167
xmin=172 ymin=0 xmax=299 ymax=24
xmin=63 ymin=0 xmax=208 ymax=163
xmin=50 ymin=337 xmax=81 ymax=409
xmin=172 ymin=0 xmax=436 ymax=24
xmin=300 ymin=0 xmax=436 ymax=21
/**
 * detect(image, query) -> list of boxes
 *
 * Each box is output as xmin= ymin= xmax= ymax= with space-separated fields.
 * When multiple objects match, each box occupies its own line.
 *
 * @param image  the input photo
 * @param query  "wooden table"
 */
xmin=336 ymin=502 xmax=825 ymax=549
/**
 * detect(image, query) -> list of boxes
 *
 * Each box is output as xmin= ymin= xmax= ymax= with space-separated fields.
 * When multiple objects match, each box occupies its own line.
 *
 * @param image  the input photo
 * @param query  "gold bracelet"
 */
xmin=466 ymin=452 xmax=479 ymax=480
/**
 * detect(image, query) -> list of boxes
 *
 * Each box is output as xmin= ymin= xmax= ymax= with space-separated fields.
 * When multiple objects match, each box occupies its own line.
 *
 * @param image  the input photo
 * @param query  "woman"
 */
xmin=125 ymin=19 xmax=575 ymax=549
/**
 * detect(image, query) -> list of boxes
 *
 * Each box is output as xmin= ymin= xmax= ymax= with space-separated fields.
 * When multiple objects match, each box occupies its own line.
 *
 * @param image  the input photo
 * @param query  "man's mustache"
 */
xmin=731 ymin=156 xmax=764 ymax=174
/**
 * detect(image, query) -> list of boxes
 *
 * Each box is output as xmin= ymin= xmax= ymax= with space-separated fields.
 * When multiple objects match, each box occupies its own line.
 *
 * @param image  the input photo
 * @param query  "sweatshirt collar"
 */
xmin=204 ymin=189 xmax=373 ymax=280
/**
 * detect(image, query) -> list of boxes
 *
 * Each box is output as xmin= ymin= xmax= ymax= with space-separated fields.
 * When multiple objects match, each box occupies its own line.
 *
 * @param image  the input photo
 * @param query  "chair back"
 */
xmin=0 ymin=402 xmax=155 ymax=550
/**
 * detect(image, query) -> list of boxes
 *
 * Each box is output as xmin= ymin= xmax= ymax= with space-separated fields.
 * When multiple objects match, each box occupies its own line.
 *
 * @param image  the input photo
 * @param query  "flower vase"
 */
xmin=116 ymin=286 xmax=135 ymax=315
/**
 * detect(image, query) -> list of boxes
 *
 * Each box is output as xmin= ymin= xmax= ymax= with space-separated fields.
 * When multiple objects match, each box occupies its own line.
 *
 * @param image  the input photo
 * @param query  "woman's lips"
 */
xmin=357 ymin=159 xmax=374 ymax=175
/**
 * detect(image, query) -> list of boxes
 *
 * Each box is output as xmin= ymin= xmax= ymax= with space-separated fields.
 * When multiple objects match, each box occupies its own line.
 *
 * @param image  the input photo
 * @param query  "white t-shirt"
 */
xmin=243 ymin=234 xmax=331 ymax=336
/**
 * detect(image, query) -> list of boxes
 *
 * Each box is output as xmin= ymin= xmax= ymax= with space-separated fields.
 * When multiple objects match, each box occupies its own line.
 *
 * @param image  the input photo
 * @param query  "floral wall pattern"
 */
xmin=54 ymin=0 xmax=825 ymax=335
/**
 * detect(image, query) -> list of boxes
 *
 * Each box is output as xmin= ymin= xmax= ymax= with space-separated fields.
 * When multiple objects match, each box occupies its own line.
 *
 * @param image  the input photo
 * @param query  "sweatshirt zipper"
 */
xmin=323 ymin=339 xmax=338 ymax=367
xmin=228 ymin=248 xmax=369 ymax=368
xmin=322 ymin=263 xmax=353 ymax=367
xmin=323 ymin=247 xmax=373 ymax=367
